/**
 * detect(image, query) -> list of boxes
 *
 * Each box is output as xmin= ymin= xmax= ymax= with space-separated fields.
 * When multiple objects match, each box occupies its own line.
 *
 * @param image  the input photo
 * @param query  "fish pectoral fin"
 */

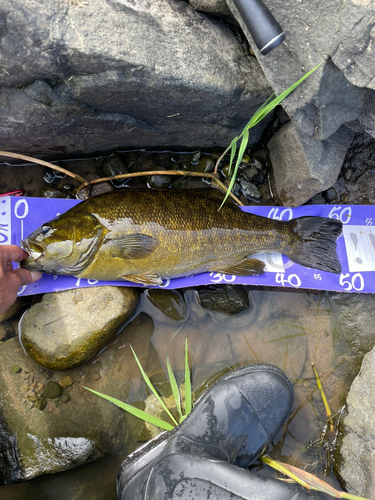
xmin=213 ymin=258 xmax=266 ymax=276
xmin=104 ymin=233 xmax=159 ymax=259
xmin=122 ymin=272 xmax=163 ymax=286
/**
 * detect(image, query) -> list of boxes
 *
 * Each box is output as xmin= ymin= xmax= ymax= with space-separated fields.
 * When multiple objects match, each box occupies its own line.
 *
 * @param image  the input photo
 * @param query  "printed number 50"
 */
xmin=339 ymin=273 xmax=364 ymax=291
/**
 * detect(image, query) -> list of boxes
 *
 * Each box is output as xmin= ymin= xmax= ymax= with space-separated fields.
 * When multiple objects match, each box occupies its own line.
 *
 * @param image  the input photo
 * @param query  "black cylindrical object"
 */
xmin=231 ymin=0 xmax=285 ymax=55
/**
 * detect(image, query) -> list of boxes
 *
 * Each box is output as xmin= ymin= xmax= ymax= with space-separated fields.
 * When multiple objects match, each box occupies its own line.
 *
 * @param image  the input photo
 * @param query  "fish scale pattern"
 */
xmin=71 ymin=190 xmax=289 ymax=280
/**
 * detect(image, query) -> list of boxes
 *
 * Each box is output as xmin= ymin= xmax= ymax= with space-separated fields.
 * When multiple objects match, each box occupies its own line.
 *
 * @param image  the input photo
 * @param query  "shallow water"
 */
xmin=0 ymin=286 xmax=361 ymax=499
xmin=1 ymin=146 xmax=369 ymax=499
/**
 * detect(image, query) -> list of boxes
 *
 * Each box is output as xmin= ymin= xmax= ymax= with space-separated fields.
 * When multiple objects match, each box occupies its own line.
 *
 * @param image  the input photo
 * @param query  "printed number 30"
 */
xmin=209 ymin=273 xmax=236 ymax=283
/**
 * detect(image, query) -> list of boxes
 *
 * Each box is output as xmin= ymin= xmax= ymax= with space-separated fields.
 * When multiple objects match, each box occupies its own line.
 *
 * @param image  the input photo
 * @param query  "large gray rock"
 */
xmin=268 ymin=121 xmax=354 ymax=206
xmin=19 ymin=286 xmax=139 ymax=370
xmin=226 ymin=0 xmax=375 ymax=204
xmin=336 ymin=346 xmax=375 ymax=499
xmin=226 ymin=0 xmax=374 ymax=139
xmin=0 ymin=0 xmax=272 ymax=158
xmin=0 ymin=313 xmax=154 ymax=484
xmin=189 ymin=0 xmax=233 ymax=17
xmin=329 ymin=292 xmax=375 ymax=359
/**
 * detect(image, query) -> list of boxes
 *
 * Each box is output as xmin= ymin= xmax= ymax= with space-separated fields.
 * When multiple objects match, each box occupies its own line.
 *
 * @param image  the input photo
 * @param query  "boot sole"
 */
xmin=117 ymin=362 xmax=293 ymax=494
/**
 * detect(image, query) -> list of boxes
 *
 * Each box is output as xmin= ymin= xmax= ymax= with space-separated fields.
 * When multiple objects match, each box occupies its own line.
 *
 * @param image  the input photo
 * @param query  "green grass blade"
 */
xmin=219 ymin=129 xmax=249 ymax=208
xmin=250 ymin=63 xmax=321 ymax=128
xmin=227 ymin=140 xmax=237 ymax=176
xmin=341 ymin=494 xmax=372 ymax=500
xmin=83 ymin=387 xmax=174 ymax=431
xmin=246 ymin=92 xmax=276 ymax=129
xmin=218 ymin=63 xmax=321 ymax=211
xmin=184 ymin=338 xmax=192 ymax=416
xmin=166 ymin=354 xmax=182 ymax=418
xmin=130 ymin=345 xmax=178 ymax=426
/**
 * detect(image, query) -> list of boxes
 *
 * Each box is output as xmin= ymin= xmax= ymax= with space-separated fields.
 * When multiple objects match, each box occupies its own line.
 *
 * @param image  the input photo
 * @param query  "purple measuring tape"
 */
xmin=1 ymin=196 xmax=374 ymax=295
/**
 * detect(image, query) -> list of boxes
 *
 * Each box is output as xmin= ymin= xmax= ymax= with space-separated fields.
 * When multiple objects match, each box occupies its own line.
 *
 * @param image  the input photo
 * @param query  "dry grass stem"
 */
xmin=0 ymin=150 xmax=88 ymax=185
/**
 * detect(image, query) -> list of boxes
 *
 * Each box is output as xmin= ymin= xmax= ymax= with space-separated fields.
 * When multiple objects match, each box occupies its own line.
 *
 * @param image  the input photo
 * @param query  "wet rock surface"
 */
xmin=227 ymin=0 xmax=374 ymax=137
xmin=145 ymin=289 xmax=188 ymax=322
xmin=197 ymin=285 xmax=250 ymax=315
xmin=268 ymin=121 xmax=354 ymax=206
xmin=0 ymin=0 xmax=271 ymax=157
xmin=329 ymin=292 xmax=375 ymax=360
xmin=335 ymin=346 xmax=375 ymax=498
xmin=0 ymin=313 xmax=154 ymax=484
xmin=19 ymin=287 xmax=139 ymax=370
xmin=225 ymin=0 xmax=375 ymax=203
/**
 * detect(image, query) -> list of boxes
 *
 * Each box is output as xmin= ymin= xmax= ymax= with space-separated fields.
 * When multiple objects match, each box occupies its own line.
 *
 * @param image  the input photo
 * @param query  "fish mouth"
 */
xmin=21 ymin=239 xmax=45 ymax=263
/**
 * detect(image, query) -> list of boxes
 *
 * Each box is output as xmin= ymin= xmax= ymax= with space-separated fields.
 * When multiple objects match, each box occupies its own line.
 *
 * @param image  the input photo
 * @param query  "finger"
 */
xmin=5 ymin=261 xmax=13 ymax=271
xmin=12 ymin=268 xmax=43 ymax=287
xmin=1 ymin=245 xmax=29 ymax=263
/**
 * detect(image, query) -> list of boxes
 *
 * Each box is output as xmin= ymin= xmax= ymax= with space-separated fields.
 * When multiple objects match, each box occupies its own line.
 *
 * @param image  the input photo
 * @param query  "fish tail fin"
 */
xmin=285 ymin=216 xmax=343 ymax=274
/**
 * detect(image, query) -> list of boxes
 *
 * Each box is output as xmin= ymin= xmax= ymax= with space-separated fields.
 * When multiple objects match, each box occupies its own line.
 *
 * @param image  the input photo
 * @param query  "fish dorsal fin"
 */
xmin=213 ymin=257 xmax=266 ymax=276
xmin=122 ymin=272 xmax=163 ymax=286
xmin=104 ymin=233 xmax=159 ymax=259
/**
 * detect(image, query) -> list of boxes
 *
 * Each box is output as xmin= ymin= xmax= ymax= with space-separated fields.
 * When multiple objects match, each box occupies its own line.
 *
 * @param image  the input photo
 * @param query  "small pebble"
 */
xmin=240 ymin=179 xmax=262 ymax=202
xmin=89 ymin=372 xmax=101 ymax=382
xmin=322 ymin=188 xmax=337 ymax=203
xmin=195 ymin=157 xmax=214 ymax=173
xmin=11 ymin=364 xmax=22 ymax=374
xmin=248 ymin=156 xmax=265 ymax=170
xmin=34 ymin=398 xmax=47 ymax=411
xmin=27 ymin=395 xmax=37 ymax=403
xmin=190 ymin=150 xmax=201 ymax=165
xmin=242 ymin=166 xmax=258 ymax=182
xmin=344 ymin=168 xmax=353 ymax=181
xmin=221 ymin=164 xmax=233 ymax=179
xmin=59 ymin=375 xmax=74 ymax=388
xmin=223 ymin=178 xmax=241 ymax=196
xmin=42 ymin=380 xmax=62 ymax=399
xmin=60 ymin=394 xmax=70 ymax=404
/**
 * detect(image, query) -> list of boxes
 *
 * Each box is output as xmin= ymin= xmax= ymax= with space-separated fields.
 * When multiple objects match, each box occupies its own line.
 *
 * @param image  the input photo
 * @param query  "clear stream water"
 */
xmin=1 ymin=286 xmax=361 ymax=500
xmin=0 ymin=149 xmax=368 ymax=499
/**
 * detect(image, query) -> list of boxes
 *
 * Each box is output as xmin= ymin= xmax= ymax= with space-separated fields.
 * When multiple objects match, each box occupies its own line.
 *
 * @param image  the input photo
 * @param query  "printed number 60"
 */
xmin=328 ymin=206 xmax=351 ymax=224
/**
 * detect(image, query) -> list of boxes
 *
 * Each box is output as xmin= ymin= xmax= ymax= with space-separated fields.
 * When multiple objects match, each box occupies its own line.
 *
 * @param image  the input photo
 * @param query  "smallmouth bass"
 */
xmin=21 ymin=190 xmax=342 ymax=285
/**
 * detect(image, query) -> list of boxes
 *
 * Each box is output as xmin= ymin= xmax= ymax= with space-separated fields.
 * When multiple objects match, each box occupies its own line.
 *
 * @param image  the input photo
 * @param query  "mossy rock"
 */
xmin=19 ymin=286 xmax=139 ymax=370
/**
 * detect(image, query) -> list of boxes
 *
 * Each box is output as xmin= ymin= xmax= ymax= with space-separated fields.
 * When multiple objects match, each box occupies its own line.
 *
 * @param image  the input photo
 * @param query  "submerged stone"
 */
xmin=197 ymin=285 xmax=250 ymax=315
xmin=19 ymin=286 xmax=139 ymax=370
xmin=240 ymin=179 xmax=262 ymax=202
xmin=146 ymin=289 xmax=187 ymax=322
xmin=59 ymin=375 xmax=74 ymax=388
xmin=42 ymin=381 xmax=62 ymax=399
xmin=335 ymin=346 xmax=375 ymax=497
xmin=0 ymin=299 xmax=22 ymax=322
xmin=0 ymin=314 xmax=154 ymax=483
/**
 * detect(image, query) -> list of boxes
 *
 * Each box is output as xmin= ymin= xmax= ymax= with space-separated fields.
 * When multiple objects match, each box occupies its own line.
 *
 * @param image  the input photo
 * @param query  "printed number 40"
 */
xmin=275 ymin=273 xmax=301 ymax=288
xmin=339 ymin=273 xmax=364 ymax=291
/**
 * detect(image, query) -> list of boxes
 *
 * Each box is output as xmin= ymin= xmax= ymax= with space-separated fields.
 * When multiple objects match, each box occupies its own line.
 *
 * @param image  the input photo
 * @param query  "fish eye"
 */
xmin=42 ymin=226 xmax=51 ymax=235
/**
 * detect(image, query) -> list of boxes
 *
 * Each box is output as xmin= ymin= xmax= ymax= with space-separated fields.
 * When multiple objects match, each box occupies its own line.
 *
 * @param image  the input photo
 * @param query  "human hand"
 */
xmin=0 ymin=245 xmax=42 ymax=314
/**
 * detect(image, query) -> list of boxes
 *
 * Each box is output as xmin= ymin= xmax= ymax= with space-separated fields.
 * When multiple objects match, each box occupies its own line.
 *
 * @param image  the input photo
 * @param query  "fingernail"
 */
xmin=30 ymin=271 xmax=43 ymax=282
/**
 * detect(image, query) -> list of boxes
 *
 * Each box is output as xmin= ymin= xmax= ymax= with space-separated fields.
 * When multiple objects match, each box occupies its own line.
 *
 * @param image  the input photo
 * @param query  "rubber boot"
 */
xmin=117 ymin=363 xmax=316 ymax=500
